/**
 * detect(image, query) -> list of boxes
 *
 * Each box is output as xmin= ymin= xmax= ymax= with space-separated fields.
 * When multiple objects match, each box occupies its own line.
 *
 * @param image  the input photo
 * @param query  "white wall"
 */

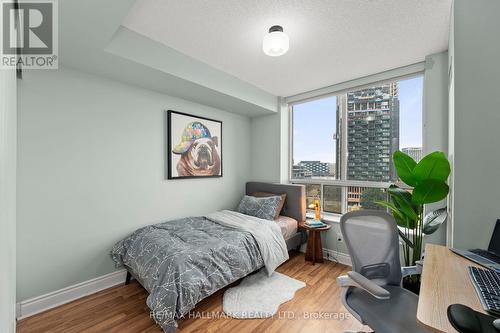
xmin=423 ymin=51 xmax=449 ymax=246
xmin=17 ymin=67 xmax=253 ymax=301
xmin=448 ymin=0 xmax=500 ymax=249
xmin=447 ymin=2 xmax=455 ymax=247
xmin=0 ymin=68 xmax=17 ymax=333
xmin=250 ymin=113 xmax=282 ymax=182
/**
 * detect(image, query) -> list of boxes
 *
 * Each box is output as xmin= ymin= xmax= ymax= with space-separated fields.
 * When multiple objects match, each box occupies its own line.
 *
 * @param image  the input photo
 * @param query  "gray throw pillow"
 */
xmin=237 ymin=195 xmax=282 ymax=220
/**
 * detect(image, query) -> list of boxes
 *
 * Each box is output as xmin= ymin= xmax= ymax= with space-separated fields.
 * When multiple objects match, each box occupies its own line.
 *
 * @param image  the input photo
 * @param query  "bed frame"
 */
xmin=125 ymin=182 xmax=307 ymax=285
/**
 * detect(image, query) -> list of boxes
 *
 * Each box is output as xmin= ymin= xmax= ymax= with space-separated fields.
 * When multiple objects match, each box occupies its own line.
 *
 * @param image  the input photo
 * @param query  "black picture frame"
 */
xmin=166 ymin=110 xmax=223 ymax=179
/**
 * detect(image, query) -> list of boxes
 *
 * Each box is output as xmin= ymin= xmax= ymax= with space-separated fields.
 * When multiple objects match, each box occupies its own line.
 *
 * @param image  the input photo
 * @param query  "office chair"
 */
xmin=337 ymin=210 xmax=429 ymax=333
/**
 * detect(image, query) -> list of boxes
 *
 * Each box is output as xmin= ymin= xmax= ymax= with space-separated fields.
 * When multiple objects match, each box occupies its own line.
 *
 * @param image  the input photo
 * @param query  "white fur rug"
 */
xmin=223 ymin=269 xmax=306 ymax=319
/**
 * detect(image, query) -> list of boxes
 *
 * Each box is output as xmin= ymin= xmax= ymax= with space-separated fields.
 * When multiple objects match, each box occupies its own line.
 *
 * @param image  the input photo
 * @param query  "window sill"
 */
xmin=306 ymin=212 xmax=341 ymax=224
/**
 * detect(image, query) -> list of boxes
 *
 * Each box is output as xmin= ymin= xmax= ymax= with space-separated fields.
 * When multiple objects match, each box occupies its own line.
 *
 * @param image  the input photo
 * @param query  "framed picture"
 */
xmin=167 ymin=110 xmax=222 ymax=179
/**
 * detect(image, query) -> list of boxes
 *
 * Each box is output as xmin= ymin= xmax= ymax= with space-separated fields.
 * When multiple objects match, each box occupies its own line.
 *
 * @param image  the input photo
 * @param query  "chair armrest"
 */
xmin=401 ymin=260 xmax=423 ymax=278
xmin=337 ymin=272 xmax=391 ymax=300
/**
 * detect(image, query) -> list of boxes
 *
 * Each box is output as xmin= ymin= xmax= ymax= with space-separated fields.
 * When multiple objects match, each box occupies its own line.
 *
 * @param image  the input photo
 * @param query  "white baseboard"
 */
xmin=298 ymin=247 xmax=352 ymax=266
xmin=323 ymin=248 xmax=352 ymax=266
xmin=16 ymin=250 xmax=350 ymax=321
xmin=16 ymin=269 xmax=127 ymax=320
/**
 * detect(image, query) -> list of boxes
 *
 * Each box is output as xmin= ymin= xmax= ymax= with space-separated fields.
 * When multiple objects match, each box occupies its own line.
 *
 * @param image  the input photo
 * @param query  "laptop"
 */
xmin=469 ymin=219 xmax=500 ymax=264
xmin=451 ymin=219 xmax=500 ymax=272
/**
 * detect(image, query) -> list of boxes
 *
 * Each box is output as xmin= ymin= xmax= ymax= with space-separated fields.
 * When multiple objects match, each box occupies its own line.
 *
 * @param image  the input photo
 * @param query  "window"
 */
xmin=323 ymin=185 xmax=342 ymax=214
xmin=305 ymin=184 xmax=321 ymax=207
xmin=347 ymin=187 xmax=387 ymax=212
xmin=291 ymin=75 xmax=423 ymax=216
xmin=292 ymin=96 xmax=338 ymax=179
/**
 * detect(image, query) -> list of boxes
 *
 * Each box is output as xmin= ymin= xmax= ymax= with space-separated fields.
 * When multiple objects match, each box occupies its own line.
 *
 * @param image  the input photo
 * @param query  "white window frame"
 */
xmin=288 ymin=70 xmax=424 ymax=218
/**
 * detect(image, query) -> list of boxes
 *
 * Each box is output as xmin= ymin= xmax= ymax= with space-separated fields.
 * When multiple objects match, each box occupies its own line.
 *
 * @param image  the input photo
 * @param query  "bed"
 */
xmin=110 ymin=182 xmax=306 ymax=333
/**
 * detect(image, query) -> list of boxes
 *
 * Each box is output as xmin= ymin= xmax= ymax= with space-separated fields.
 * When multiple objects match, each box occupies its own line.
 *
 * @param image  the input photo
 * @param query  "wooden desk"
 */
xmin=417 ymin=244 xmax=485 ymax=332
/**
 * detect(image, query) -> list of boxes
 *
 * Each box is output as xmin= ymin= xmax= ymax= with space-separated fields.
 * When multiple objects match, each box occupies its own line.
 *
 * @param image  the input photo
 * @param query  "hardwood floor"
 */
xmin=17 ymin=252 xmax=367 ymax=333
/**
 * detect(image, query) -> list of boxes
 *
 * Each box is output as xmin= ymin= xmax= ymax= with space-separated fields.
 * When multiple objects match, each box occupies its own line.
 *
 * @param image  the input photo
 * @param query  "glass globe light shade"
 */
xmin=262 ymin=27 xmax=289 ymax=57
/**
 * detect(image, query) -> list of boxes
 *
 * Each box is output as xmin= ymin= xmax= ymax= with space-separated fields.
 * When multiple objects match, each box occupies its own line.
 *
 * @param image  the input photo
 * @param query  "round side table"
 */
xmin=298 ymin=221 xmax=331 ymax=265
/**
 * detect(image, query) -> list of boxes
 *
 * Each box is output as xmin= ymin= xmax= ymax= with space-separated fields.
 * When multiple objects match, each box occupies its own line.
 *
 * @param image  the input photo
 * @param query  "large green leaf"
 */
xmin=391 ymin=194 xmax=418 ymax=222
xmin=394 ymin=212 xmax=416 ymax=229
xmin=412 ymin=179 xmax=450 ymax=204
xmin=387 ymin=186 xmax=418 ymax=222
xmin=423 ymin=208 xmax=448 ymax=235
xmin=376 ymin=200 xmax=415 ymax=229
xmin=412 ymin=151 xmax=451 ymax=183
xmin=388 ymin=186 xmax=417 ymax=210
xmin=375 ymin=200 xmax=405 ymax=220
xmin=393 ymin=150 xmax=417 ymax=186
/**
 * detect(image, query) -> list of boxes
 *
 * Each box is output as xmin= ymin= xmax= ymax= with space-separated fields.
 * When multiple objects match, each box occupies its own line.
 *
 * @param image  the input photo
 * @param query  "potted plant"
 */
xmin=377 ymin=150 xmax=451 ymax=293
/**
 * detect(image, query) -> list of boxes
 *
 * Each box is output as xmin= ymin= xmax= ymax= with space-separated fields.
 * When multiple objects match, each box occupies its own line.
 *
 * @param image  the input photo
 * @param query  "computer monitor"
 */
xmin=488 ymin=219 xmax=500 ymax=256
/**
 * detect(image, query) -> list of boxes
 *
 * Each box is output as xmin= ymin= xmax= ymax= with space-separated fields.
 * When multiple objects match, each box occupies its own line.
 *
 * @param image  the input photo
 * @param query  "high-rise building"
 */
xmin=292 ymin=164 xmax=312 ymax=178
xmin=292 ymin=161 xmax=336 ymax=179
xmin=402 ymin=147 xmax=423 ymax=162
xmin=343 ymin=83 xmax=400 ymax=182
xmin=296 ymin=160 xmax=330 ymax=177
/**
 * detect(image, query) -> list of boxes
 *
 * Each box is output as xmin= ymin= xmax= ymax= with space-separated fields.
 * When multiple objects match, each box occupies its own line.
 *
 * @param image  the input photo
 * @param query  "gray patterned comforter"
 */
xmin=110 ymin=210 xmax=288 ymax=333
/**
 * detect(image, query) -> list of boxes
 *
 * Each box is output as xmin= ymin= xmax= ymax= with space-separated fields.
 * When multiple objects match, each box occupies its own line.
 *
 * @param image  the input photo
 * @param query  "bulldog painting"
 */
xmin=167 ymin=111 xmax=222 ymax=179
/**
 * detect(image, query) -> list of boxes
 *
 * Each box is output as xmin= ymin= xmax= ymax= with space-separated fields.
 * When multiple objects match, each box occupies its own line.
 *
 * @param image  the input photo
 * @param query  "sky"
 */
xmin=293 ymin=76 xmax=423 ymax=164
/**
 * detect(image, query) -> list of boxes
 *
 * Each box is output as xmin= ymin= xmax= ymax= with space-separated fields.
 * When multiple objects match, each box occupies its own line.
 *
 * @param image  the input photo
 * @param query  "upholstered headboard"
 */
xmin=246 ymin=182 xmax=306 ymax=222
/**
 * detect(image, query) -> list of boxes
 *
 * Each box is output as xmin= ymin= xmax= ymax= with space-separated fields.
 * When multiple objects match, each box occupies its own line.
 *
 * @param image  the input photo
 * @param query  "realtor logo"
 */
xmin=1 ymin=0 xmax=58 ymax=69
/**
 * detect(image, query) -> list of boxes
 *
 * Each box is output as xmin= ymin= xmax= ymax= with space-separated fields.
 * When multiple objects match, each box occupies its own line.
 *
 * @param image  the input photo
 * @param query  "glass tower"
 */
xmin=344 ymin=83 xmax=400 ymax=182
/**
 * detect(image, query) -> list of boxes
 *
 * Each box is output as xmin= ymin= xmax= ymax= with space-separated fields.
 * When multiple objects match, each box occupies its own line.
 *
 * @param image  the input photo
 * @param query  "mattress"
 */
xmin=276 ymin=215 xmax=298 ymax=240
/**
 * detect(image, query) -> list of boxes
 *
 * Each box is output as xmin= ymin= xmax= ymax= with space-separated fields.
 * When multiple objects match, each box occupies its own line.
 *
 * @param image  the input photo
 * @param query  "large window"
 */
xmin=291 ymin=75 xmax=423 ymax=215
xmin=292 ymin=96 xmax=338 ymax=179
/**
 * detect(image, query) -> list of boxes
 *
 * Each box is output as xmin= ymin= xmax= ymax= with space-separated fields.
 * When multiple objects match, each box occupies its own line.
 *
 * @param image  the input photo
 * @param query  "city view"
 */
xmin=292 ymin=76 xmax=423 ymax=212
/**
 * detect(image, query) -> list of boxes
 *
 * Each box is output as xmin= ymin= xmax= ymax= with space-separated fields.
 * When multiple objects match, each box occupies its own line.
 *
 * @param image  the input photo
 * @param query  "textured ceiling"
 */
xmin=123 ymin=0 xmax=451 ymax=97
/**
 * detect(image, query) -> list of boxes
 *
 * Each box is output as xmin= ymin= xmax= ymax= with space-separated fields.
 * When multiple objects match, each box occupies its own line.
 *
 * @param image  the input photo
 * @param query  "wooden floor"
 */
xmin=17 ymin=252 xmax=367 ymax=333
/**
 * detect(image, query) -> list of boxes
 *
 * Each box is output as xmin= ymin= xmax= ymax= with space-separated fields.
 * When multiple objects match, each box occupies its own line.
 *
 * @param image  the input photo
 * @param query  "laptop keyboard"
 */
xmin=470 ymin=249 xmax=500 ymax=264
xmin=468 ymin=266 xmax=500 ymax=316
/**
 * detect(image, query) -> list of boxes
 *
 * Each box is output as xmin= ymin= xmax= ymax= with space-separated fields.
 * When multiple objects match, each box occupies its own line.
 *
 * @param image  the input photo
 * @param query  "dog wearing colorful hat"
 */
xmin=172 ymin=121 xmax=221 ymax=177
